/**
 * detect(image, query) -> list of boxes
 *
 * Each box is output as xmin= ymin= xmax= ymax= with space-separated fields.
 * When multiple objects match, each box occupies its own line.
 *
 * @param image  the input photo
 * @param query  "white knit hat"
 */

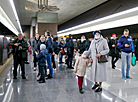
xmin=40 ymin=44 xmax=46 ymax=50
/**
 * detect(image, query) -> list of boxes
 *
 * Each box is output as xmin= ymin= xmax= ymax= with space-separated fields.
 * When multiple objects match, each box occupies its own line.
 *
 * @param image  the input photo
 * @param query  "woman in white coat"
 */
xmin=86 ymin=31 xmax=109 ymax=92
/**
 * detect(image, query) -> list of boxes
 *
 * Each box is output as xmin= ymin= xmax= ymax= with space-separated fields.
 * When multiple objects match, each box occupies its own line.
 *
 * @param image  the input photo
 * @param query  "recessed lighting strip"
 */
xmin=9 ymin=0 xmax=23 ymax=34
xmin=57 ymin=6 xmax=138 ymax=36
xmin=0 ymin=6 xmax=19 ymax=35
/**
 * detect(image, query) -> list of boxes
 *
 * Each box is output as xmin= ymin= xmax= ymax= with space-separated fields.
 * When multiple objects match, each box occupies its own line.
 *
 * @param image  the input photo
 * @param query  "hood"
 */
xmin=41 ymin=49 xmax=48 ymax=56
xmin=121 ymin=35 xmax=130 ymax=38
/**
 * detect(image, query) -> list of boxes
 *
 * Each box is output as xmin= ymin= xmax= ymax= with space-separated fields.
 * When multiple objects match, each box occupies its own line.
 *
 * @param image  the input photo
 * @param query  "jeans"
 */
xmin=39 ymin=66 xmax=45 ymax=80
xmin=59 ymin=52 xmax=63 ymax=62
xmin=67 ymin=55 xmax=73 ymax=67
xmin=121 ymin=52 xmax=132 ymax=77
xmin=46 ymin=53 xmax=53 ymax=77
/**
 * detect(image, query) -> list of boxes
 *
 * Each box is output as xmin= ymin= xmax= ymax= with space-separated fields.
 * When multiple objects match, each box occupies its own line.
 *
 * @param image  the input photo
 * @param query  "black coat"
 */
xmin=53 ymin=39 xmax=59 ymax=55
xmin=77 ymin=40 xmax=87 ymax=54
xmin=108 ymin=39 xmax=120 ymax=57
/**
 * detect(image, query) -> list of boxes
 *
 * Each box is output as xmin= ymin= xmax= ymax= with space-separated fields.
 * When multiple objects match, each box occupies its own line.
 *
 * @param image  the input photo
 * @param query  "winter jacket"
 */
xmin=45 ymin=37 xmax=54 ymax=53
xmin=108 ymin=39 xmax=120 ymax=57
xmin=74 ymin=56 xmax=91 ymax=77
xmin=36 ymin=49 xmax=48 ymax=66
xmin=117 ymin=35 xmax=134 ymax=53
xmin=87 ymin=40 xmax=91 ymax=50
xmin=77 ymin=40 xmax=87 ymax=54
xmin=8 ymin=38 xmax=28 ymax=59
xmin=66 ymin=37 xmax=74 ymax=56
xmin=37 ymin=41 xmax=45 ymax=52
xmin=32 ymin=37 xmax=40 ymax=52
xmin=53 ymin=38 xmax=59 ymax=54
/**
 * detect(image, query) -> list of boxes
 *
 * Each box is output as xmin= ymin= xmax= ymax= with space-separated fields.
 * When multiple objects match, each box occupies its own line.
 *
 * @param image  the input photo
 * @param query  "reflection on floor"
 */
xmin=0 ymin=55 xmax=138 ymax=102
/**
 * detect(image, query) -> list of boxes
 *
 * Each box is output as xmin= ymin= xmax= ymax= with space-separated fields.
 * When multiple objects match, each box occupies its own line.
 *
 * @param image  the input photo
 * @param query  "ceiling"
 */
xmin=0 ymin=0 xmax=21 ymax=34
xmin=14 ymin=0 xmax=107 ymax=25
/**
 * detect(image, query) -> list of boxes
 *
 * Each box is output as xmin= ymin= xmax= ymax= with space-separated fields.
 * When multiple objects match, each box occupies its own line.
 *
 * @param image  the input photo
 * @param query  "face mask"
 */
xmin=81 ymin=39 xmax=85 ymax=42
xmin=82 ymin=54 xmax=86 ymax=58
xmin=95 ymin=35 xmax=100 ymax=39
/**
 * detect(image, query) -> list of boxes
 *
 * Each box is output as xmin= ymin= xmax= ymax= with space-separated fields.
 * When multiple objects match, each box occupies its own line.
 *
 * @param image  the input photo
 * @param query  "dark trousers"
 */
xmin=13 ymin=55 xmax=25 ymax=77
xmin=67 ymin=55 xmax=73 ymax=67
xmin=39 ymin=66 xmax=45 ymax=80
xmin=52 ymin=55 xmax=56 ymax=68
xmin=78 ymin=76 xmax=84 ymax=88
xmin=33 ymin=53 xmax=37 ymax=67
xmin=111 ymin=56 xmax=119 ymax=68
xmin=25 ymin=52 xmax=28 ymax=61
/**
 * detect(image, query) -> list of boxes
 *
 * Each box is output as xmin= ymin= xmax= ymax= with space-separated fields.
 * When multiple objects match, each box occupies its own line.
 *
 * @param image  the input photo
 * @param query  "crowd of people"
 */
xmin=8 ymin=29 xmax=137 ymax=94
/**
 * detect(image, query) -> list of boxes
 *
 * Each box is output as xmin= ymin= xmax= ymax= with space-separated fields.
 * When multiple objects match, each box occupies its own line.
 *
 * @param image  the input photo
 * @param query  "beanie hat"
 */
xmin=93 ymin=31 xmax=101 ymax=36
xmin=112 ymin=33 xmax=116 ymax=37
xmin=40 ymin=44 xmax=46 ymax=50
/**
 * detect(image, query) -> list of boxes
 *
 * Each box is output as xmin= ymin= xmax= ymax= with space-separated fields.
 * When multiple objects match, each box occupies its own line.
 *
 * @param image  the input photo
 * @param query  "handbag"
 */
xmin=60 ymin=47 xmax=65 ymax=55
xmin=95 ymin=43 xmax=108 ymax=63
xmin=131 ymin=56 xmax=136 ymax=66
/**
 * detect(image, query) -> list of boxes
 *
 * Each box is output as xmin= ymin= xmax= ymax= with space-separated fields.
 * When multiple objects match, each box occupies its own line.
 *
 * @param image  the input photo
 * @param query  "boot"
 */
xmin=79 ymin=88 xmax=84 ymax=94
xmin=92 ymin=84 xmax=99 ymax=90
xmin=95 ymin=87 xmax=102 ymax=92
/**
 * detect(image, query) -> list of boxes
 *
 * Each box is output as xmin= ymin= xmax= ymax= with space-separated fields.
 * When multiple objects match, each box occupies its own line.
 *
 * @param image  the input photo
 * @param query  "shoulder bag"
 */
xmin=95 ymin=43 xmax=108 ymax=63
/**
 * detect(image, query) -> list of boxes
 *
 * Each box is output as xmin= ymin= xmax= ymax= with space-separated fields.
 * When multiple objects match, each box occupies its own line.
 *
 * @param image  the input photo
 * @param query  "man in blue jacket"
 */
xmin=117 ymin=29 xmax=135 ymax=79
xmin=45 ymin=31 xmax=54 ymax=79
xmin=36 ymin=44 xmax=48 ymax=83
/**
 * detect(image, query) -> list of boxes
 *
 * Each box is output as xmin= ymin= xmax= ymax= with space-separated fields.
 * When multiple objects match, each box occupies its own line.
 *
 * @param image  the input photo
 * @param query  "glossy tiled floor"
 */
xmin=0 ymin=55 xmax=137 ymax=102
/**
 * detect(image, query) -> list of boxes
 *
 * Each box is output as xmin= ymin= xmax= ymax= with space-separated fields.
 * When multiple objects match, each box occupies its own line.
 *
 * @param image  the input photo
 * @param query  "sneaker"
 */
xmin=126 ymin=76 xmax=132 ymax=79
xmin=37 ymin=73 xmax=40 ymax=77
xmin=39 ymin=80 xmax=45 ymax=83
xmin=25 ymin=61 xmax=30 ymax=64
xmin=122 ymin=76 xmax=126 ymax=79
xmin=22 ymin=76 xmax=26 ymax=79
xmin=46 ymin=76 xmax=53 ymax=80
xmin=37 ymin=78 xmax=42 ymax=82
xmin=34 ymin=68 xmax=36 ymax=71
xmin=92 ymin=84 xmax=99 ymax=90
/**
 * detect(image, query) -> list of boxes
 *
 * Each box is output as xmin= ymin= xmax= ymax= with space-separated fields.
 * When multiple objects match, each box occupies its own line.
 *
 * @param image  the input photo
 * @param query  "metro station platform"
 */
xmin=0 ymin=55 xmax=138 ymax=102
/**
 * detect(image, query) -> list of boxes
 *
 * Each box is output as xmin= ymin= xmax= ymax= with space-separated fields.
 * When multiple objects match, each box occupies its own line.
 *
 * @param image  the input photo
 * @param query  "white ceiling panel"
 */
xmin=14 ymin=0 xmax=107 ymax=25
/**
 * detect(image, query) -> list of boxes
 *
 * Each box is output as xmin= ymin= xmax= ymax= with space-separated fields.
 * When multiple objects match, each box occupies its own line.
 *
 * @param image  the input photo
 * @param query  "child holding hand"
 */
xmin=74 ymin=51 xmax=92 ymax=94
